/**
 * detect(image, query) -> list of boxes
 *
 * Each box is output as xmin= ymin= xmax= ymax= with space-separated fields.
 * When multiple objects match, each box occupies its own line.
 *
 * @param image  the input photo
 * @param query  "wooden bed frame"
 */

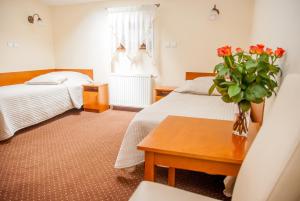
xmin=185 ymin=72 xmax=216 ymax=80
xmin=185 ymin=72 xmax=264 ymax=125
xmin=0 ymin=69 xmax=93 ymax=86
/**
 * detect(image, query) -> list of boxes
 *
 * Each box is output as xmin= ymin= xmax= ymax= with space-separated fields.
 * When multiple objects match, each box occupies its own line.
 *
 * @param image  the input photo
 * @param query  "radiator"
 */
xmin=109 ymin=73 xmax=153 ymax=108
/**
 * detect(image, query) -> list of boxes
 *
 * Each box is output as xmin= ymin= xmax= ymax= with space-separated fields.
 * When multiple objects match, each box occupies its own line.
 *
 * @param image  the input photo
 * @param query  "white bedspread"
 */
xmin=0 ymin=83 xmax=84 ymax=141
xmin=114 ymin=92 xmax=236 ymax=169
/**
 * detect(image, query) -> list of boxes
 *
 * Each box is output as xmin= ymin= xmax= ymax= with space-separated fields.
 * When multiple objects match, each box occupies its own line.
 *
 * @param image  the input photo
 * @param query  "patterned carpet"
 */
xmin=0 ymin=110 xmax=230 ymax=201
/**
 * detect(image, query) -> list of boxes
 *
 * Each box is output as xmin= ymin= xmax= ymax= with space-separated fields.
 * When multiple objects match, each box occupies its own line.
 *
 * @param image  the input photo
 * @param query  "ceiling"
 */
xmin=41 ymin=0 xmax=108 ymax=5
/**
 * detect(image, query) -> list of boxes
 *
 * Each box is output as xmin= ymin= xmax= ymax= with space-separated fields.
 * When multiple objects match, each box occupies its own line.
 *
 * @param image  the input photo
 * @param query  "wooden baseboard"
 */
xmin=111 ymin=106 xmax=142 ymax=112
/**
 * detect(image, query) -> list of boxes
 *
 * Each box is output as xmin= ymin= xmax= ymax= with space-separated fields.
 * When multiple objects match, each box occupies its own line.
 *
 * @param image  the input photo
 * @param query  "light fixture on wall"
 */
xmin=209 ymin=5 xmax=220 ymax=21
xmin=28 ymin=14 xmax=42 ymax=24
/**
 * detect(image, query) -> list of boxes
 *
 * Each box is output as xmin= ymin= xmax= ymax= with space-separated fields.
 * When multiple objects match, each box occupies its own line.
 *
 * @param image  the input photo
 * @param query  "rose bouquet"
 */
xmin=209 ymin=44 xmax=285 ymax=136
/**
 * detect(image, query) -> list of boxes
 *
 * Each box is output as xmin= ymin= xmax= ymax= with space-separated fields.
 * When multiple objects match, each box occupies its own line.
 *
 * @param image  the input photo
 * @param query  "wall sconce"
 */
xmin=28 ymin=14 xmax=42 ymax=24
xmin=209 ymin=5 xmax=220 ymax=21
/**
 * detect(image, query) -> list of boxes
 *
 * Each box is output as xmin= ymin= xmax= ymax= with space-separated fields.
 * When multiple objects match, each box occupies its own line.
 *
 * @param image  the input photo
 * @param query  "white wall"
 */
xmin=52 ymin=0 xmax=254 ymax=85
xmin=251 ymin=0 xmax=300 ymax=75
xmin=0 ymin=0 xmax=55 ymax=72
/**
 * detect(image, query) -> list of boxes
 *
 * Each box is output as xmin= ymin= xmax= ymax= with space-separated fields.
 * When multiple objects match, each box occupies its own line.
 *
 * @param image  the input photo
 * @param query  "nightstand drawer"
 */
xmin=83 ymin=91 xmax=98 ymax=108
xmin=82 ymin=83 xmax=109 ymax=112
xmin=83 ymin=85 xmax=98 ymax=92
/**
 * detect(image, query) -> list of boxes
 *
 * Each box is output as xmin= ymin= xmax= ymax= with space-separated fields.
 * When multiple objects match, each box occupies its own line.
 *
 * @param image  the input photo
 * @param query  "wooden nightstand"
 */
xmin=154 ymin=86 xmax=176 ymax=102
xmin=83 ymin=83 xmax=109 ymax=112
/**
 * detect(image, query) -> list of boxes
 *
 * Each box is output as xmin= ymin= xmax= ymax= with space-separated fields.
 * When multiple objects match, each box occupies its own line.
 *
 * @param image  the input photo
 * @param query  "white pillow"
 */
xmin=50 ymin=71 xmax=93 ymax=83
xmin=174 ymin=76 xmax=220 ymax=96
xmin=25 ymin=71 xmax=93 ymax=85
xmin=26 ymin=74 xmax=67 ymax=85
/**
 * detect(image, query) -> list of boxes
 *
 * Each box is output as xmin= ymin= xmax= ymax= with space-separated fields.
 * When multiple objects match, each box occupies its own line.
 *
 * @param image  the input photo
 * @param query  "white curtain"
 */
xmin=108 ymin=5 xmax=156 ymax=64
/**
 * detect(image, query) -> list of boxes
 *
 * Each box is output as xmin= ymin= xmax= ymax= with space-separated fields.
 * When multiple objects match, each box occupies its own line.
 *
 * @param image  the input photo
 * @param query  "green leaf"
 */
xmin=256 ymin=76 xmax=262 ymax=83
xmin=216 ymin=86 xmax=228 ymax=96
xmin=252 ymin=84 xmax=268 ymax=99
xmin=213 ymin=77 xmax=226 ymax=85
xmin=266 ymin=91 xmax=272 ymax=98
xmin=219 ymin=67 xmax=229 ymax=76
xmin=243 ymin=55 xmax=252 ymax=61
xmin=269 ymin=65 xmax=280 ymax=74
xmin=222 ymin=95 xmax=233 ymax=103
xmin=231 ymin=72 xmax=240 ymax=83
xmin=208 ymin=84 xmax=216 ymax=95
xmin=259 ymin=72 xmax=269 ymax=79
xmin=231 ymin=91 xmax=244 ymax=103
xmin=214 ymin=63 xmax=224 ymax=72
xmin=245 ymin=60 xmax=257 ymax=70
xmin=238 ymin=54 xmax=243 ymax=63
xmin=245 ymin=73 xmax=256 ymax=83
xmin=270 ymin=79 xmax=278 ymax=88
xmin=239 ymin=100 xmax=251 ymax=112
xmin=237 ymin=64 xmax=244 ymax=74
xmin=258 ymin=54 xmax=269 ymax=63
xmin=228 ymin=84 xmax=241 ymax=97
xmin=220 ymin=81 xmax=235 ymax=86
xmin=241 ymin=84 xmax=247 ymax=90
xmin=245 ymin=87 xmax=256 ymax=101
xmin=257 ymin=61 xmax=268 ymax=72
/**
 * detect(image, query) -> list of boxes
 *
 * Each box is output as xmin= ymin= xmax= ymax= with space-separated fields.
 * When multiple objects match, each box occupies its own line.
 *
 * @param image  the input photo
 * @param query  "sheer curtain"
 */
xmin=108 ymin=5 xmax=156 ymax=64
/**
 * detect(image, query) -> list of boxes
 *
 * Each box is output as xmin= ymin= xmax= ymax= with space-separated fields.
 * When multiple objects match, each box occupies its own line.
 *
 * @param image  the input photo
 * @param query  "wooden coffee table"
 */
xmin=137 ymin=115 xmax=260 ymax=186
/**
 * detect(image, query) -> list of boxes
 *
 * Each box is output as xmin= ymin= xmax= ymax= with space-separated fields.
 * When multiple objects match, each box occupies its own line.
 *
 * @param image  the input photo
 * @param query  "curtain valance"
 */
xmin=108 ymin=5 xmax=156 ymax=63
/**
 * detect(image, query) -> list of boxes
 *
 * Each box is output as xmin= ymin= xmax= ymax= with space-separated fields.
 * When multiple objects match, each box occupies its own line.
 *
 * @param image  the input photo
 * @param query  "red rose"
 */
xmin=236 ymin=48 xmax=243 ymax=53
xmin=256 ymin=44 xmax=264 ymax=55
xmin=249 ymin=46 xmax=257 ymax=54
xmin=265 ymin=48 xmax=273 ymax=55
xmin=223 ymin=46 xmax=232 ymax=56
xmin=256 ymin=44 xmax=265 ymax=49
xmin=217 ymin=47 xmax=225 ymax=57
xmin=217 ymin=46 xmax=232 ymax=57
xmin=274 ymin=47 xmax=285 ymax=58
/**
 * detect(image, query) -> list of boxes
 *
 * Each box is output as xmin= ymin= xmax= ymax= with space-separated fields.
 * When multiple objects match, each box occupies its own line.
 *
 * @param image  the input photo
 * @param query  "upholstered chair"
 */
xmin=129 ymin=73 xmax=300 ymax=201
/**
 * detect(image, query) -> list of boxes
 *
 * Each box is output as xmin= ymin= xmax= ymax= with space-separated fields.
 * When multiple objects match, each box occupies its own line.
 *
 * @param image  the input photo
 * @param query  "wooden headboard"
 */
xmin=185 ymin=72 xmax=264 ymax=125
xmin=55 ymin=69 xmax=93 ymax=79
xmin=0 ymin=68 xmax=94 ymax=86
xmin=186 ymin=72 xmax=215 ymax=80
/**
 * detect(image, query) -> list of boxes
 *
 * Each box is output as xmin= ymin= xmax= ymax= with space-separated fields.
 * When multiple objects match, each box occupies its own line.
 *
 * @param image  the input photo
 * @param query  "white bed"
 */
xmin=114 ymin=91 xmax=236 ymax=169
xmin=0 ymin=72 xmax=92 ymax=141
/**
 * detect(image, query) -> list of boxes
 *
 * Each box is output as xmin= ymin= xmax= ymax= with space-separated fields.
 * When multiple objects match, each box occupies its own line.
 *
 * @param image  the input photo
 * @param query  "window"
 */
xmin=108 ymin=5 xmax=156 ymax=61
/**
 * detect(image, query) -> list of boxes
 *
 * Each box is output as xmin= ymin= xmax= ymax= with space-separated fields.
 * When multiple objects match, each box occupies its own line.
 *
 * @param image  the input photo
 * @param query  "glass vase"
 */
xmin=233 ymin=105 xmax=250 ymax=137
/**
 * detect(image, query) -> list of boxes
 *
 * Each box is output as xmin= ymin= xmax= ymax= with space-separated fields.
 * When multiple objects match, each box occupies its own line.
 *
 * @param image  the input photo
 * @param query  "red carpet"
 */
xmin=0 ymin=110 xmax=229 ymax=201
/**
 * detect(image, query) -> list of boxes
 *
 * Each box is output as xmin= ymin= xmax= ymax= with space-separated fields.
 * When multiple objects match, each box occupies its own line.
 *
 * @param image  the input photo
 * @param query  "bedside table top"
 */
xmin=83 ymin=83 xmax=108 ymax=87
xmin=155 ymin=86 xmax=177 ymax=92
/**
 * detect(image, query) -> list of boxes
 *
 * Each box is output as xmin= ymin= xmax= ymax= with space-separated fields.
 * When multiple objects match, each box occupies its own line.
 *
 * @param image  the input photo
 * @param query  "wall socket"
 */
xmin=170 ymin=41 xmax=177 ymax=48
xmin=7 ymin=41 xmax=19 ymax=48
xmin=165 ymin=41 xmax=177 ymax=48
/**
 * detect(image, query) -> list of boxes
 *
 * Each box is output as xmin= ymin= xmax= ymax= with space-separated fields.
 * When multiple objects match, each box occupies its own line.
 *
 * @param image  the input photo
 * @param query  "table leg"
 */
xmin=144 ymin=152 xmax=156 ymax=181
xmin=168 ymin=167 xmax=176 ymax=186
xmin=223 ymin=176 xmax=237 ymax=197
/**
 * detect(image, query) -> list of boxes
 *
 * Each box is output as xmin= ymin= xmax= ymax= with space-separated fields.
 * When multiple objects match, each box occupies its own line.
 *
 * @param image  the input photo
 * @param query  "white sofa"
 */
xmin=129 ymin=74 xmax=300 ymax=201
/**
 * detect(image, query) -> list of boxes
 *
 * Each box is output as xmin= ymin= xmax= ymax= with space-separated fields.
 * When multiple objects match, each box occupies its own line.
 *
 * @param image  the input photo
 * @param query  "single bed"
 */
xmin=0 ymin=70 xmax=93 ymax=141
xmin=114 ymin=72 xmax=264 ymax=169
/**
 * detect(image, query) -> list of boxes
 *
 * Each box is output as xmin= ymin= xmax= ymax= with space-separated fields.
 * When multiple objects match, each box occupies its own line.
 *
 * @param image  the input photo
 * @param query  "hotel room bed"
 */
xmin=0 ymin=71 xmax=92 ymax=141
xmin=114 ymin=91 xmax=236 ymax=169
